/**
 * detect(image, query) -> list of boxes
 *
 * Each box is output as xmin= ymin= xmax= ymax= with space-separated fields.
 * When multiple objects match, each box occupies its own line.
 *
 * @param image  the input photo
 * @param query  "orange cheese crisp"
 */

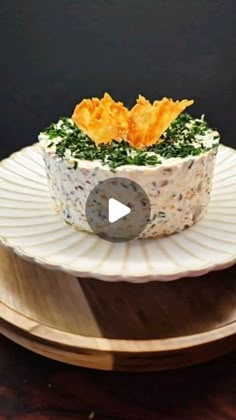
xmin=127 ymin=96 xmax=194 ymax=148
xmin=72 ymin=92 xmax=129 ymax=145
xmin=72 ymin=93 xmax=193 ymax=148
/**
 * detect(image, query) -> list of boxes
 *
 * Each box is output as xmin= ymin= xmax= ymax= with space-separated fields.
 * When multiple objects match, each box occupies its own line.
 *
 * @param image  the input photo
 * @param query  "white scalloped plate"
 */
xmin=0 ymin=144 xmax=235 ymax=282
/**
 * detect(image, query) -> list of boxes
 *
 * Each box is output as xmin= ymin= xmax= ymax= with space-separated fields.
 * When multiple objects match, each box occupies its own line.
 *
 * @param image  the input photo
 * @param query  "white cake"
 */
xmin=39 ymin=112 xmax=219 ymax=238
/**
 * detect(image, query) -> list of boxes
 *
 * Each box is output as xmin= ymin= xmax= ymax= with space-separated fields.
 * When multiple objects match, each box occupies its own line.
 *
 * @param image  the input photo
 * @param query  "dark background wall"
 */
xmin=0 ymin=0 xmax=235 ymax=159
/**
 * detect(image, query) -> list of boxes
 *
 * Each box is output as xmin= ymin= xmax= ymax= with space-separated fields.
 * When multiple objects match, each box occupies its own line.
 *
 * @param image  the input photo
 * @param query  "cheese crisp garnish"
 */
xmin=127 ymin=96 xmax=194 ymax=147
xmin=72 ymin=93 xmax=194 ymax=148
xmin=72 ymin=92 xmax=129 ymax=145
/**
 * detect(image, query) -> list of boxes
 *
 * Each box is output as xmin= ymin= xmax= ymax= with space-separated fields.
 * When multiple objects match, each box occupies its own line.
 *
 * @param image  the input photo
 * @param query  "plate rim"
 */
xmin=0 ymin=143 xmax=235 ymax=282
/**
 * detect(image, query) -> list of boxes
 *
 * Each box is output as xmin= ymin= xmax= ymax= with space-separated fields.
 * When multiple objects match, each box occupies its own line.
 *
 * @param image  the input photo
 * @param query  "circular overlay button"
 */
xmin=85 ymin=177 xmax=151 ymax=243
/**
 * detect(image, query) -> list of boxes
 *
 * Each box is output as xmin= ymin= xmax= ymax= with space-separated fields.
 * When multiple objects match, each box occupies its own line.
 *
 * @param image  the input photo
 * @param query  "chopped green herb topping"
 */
xmin=41 ymin=114 xmax=219 ymax=169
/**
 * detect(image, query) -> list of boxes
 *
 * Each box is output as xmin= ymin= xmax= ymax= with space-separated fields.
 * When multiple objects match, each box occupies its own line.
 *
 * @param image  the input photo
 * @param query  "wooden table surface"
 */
xmin=0 ymin=335 xmax=235 ymax=419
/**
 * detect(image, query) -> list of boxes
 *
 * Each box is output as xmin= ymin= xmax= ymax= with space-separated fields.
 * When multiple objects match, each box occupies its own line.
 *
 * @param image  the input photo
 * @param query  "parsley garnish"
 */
xmin=41 ymin=114 xmax=219 ymax=169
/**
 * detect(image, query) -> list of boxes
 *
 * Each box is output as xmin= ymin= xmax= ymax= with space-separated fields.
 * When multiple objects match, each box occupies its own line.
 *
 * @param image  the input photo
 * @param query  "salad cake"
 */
xmin=39 ymin=93 xmax=220 ymax=238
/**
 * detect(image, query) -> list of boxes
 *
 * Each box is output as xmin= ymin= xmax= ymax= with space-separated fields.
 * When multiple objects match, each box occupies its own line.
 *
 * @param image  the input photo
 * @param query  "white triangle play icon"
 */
xmin=108 ymin=198 xmax=131 ymax=223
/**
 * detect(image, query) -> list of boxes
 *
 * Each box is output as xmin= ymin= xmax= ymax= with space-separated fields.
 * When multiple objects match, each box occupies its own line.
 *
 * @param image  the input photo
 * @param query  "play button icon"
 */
xmin=108 ymin=198 xmax=131 ymax=223
xmin=85 ymin=177 xmax=151 ymax=242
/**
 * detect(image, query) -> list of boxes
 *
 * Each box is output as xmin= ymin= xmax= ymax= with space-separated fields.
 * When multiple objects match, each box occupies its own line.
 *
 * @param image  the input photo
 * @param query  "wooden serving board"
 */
xmin=0 ymin=247 xmax=236 ymax=371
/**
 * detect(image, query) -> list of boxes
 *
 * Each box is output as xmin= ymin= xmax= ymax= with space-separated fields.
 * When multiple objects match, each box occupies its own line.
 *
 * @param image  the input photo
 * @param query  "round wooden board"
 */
xmin=0 ymin=247 xmax=236 ymax=371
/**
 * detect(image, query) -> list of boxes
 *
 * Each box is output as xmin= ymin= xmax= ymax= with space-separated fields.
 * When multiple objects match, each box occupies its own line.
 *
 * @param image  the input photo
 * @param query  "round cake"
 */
xmin=39 ymin=94 xmax=220 ymax=238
